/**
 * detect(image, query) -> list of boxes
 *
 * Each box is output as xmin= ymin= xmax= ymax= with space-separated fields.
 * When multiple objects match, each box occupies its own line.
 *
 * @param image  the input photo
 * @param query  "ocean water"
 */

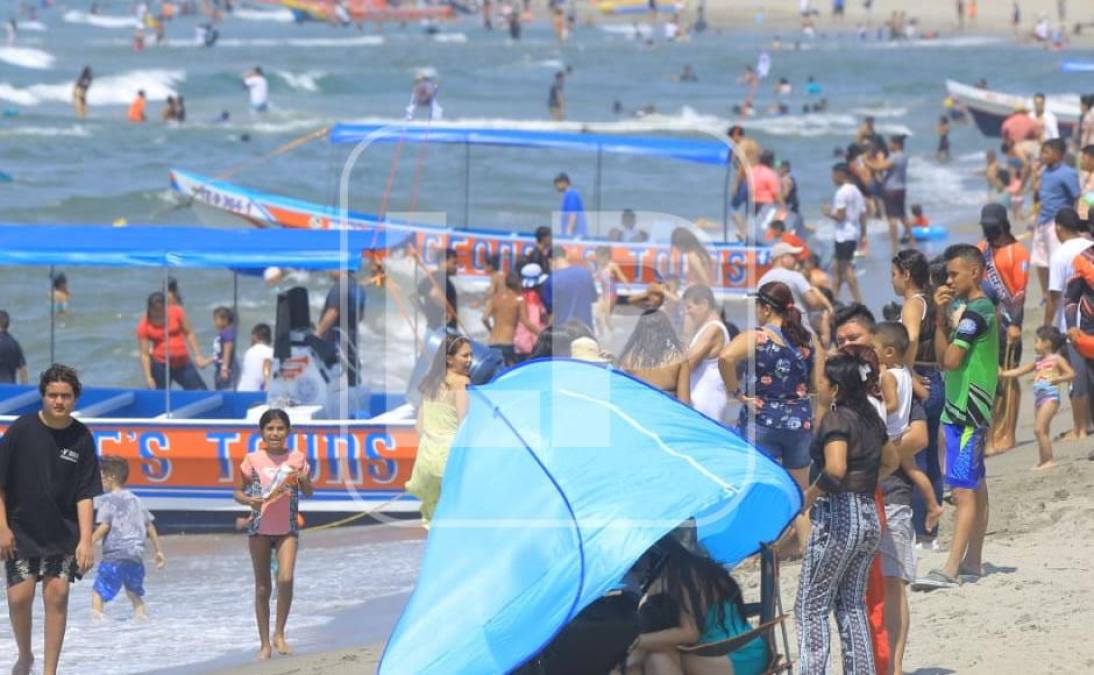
xmin=0 ymin=526 xmax=424 ymax=674
xmin=0 ymin=9 xmax=1092 ymax=672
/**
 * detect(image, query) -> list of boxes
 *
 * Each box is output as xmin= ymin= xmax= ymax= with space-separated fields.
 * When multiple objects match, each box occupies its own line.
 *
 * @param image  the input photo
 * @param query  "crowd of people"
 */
xmin=0 ymin=363 xmax=311 ymax=673
xmin=399 ymin=103 xmax=1094 ymax=671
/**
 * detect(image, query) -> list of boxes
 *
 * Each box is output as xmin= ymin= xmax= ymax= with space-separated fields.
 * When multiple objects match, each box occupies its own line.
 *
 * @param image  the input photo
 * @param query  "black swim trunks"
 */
xmin=5 ymin=555 xmax=80 ymax=587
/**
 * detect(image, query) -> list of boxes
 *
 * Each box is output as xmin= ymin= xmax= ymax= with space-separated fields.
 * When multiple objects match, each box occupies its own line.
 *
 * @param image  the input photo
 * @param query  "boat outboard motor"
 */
xmin=268 ymin=287 xmax=341 ymax=412
xmin=405 ymin=328 xmax=504 ymax=408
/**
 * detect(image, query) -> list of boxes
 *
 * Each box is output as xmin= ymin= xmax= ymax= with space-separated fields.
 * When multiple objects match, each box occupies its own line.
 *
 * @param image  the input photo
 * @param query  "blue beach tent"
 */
xmin=378 ymin=360 xmax=802 ymax=675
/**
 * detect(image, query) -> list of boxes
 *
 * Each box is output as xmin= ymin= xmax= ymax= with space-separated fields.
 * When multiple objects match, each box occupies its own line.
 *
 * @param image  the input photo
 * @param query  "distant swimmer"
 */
xmin=5 ymin=18 xmax=15 ymax=46
xmin=504 ymin=2 xmax=520 ymax=40
xmin=242 ymin=66 xmax=268 ymax=113
xmin=176 ymin=95 xmax=186 ymax=123
xmin=132 ymin=27 xmax=145 ymax=52
xmin=673 ymin=64 xmax=698 ymax=82
xmin=406 ymin=72 xmax=442 ymax=121
xmin=196 ymin=22 xmax=218 ymax=47
xmin=664 ymin=14 xmax=680 ymax=41
xmin=805 ymin=74 xmax=822 ymax=96
xmin=127 ymin=90 xmax=147 ymax=123
xmin=548 ymin=71 xmax=565 ymax=121
xmin=162 ymin=95 xmax=178 ymax=123
xmin=756 ymin=50 xmax=771 ymax=80
xmin=73 ymin=66 xmax=92 ymax=120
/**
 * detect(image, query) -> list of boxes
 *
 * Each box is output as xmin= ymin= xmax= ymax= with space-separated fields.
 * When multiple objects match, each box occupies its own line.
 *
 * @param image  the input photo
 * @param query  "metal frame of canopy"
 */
xmin=0 ymin=224 xmax=406 ymax=416
xmin=327 ymin=124 xmax=737 ymax=240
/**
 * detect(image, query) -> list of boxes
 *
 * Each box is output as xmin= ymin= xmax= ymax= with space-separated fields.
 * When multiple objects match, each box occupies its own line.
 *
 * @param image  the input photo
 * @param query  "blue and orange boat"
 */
xmin=170 ymin=124 xmax=776 ymax=295
xmin=0 ymin=224 xmax=422 ymax=531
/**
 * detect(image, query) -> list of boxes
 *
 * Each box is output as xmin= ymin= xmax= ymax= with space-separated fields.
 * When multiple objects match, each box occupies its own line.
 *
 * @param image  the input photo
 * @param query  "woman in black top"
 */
xmin=890 ymin=249 xmax=945 ymax=543
xmin=795 ymin=352 xmax=898 ymax=675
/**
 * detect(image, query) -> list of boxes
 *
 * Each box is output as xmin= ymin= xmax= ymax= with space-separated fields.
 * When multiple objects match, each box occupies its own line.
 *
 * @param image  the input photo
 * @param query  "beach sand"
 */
xmin=223 ymin=303 xmax=1094 ymax=675
xmin=700 ymin=0 xmax=1092 ymax=39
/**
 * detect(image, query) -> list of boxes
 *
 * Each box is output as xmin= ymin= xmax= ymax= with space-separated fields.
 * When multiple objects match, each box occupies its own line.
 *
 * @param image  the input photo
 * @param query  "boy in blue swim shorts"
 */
xmin=91 ymin=456 xmax=165 ymax=619
xmin=916 ymin=244 xmax=998 ymax=591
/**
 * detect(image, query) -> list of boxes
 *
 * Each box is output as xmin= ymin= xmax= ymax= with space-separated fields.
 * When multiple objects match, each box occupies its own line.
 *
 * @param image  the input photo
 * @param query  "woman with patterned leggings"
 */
xmin=795 ymin=352 xmax=899 ymax=674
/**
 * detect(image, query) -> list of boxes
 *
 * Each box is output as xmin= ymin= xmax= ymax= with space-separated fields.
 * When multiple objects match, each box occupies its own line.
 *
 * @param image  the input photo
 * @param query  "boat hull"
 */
xmin=170 ymin=169 xmax=775 ymax=293
xmin=0 ymin=392 xmax=420 ymax=530
xmin=946 ymin=79 xmax=1079 ymax=139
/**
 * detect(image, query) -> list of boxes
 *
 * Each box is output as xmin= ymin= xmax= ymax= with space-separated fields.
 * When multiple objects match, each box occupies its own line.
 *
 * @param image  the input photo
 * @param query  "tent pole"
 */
xmin=163 ymin=267 xmax=170 ymax=417
xmin=49 ymin=265 xmax=56 ymax=365
xmin=594 ymin=145 xmax=603 ymax=237
xmin=463 ymin=140 xmax=470 ymax=229
xmin=722 ymin=162 xmax=730 ymax=243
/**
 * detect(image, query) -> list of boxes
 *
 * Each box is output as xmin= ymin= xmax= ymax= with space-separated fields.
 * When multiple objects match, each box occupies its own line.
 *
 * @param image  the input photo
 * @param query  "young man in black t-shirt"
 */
xmin=0 ymin=364 xmax=102 ymax=675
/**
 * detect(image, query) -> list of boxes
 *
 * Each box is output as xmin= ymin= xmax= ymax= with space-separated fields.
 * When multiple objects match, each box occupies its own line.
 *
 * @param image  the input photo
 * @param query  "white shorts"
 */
xmin=879 ymin=503 xmax=917 ymax=583
xmin=1030 ymin=222 xmax=1060 ymax=268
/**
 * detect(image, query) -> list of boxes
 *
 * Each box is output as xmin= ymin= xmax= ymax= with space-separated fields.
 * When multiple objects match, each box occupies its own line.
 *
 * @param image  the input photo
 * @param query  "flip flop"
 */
xmin=911 ymin=569 xmax=960 ymax=592
xmin=957 ymin=566 xmax=982 ymax=582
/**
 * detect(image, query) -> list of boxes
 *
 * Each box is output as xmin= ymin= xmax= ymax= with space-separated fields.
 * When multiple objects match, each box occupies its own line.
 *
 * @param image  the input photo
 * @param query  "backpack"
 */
xmin=514 ymin=289 xmax=546 ymax=356
xmin=1064 ymin=247 xmax=1094 ymax=359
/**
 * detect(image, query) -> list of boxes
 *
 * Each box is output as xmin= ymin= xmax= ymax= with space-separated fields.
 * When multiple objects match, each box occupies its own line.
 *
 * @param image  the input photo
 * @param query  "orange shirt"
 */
xmin=137 ymin=304 xmax=190 ymax=366
xmin=127 ymin=96 xmax=146 ymax=123
xmin=977 ymin=239 xmax=1030 ymax=328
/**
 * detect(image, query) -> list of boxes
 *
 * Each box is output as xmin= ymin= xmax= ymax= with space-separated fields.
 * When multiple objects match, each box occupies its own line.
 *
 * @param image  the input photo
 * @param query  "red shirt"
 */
xmin=136 ymin=304 xmax=191 ymax=366
xmin=1001 ymin=113 xmax=1038 ymax=144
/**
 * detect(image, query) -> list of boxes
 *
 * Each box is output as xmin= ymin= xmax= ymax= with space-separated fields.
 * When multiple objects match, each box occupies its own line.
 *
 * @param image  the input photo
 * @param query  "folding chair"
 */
xmin=676 ymin=545 xmax=794 ymax=674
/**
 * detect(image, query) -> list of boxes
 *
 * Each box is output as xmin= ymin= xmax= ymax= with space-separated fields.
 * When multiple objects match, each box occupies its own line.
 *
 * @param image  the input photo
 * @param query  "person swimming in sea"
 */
xmin=406 ymin=72 xmax=442 ymax=121
xmin=73 ymin=66 xmax=92 ymax=120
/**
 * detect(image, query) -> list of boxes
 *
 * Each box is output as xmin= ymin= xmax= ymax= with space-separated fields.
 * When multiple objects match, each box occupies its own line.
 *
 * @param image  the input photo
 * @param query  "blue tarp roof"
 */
xmin=328 ymin=124 xmax=732 ymax=166
xmin=379 ymin=359 xmax=802 ymax=675
xmin=0 ymin=224 xmax=409 ymax=270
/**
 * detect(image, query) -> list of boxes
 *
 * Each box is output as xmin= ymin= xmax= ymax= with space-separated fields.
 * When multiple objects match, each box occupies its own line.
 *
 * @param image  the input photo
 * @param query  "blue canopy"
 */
xmin=379 ymin=360 xmax=802 ymax=675
xmin=0 ymin=224 xmax=409 ymax=270
xmin=1062 ymin=61 xmax=1094 ymax=73
xmin=329 ymin=124 xmax=732 ymax=166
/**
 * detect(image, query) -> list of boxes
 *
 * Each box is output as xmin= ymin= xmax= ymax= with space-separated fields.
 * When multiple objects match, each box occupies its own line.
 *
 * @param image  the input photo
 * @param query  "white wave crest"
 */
xmin=231 ymin=7 xmax=296 ymax=23
xmin=0 ymin=125 xmax=91 ymax=137
xmin=849 ymin=106 xmax=907 ymax=119
xmin=432 ymin=32 xmax=468 ymax=43
xmin=0 ymin=69 xmax=183 ymax=107
xmin=18 ymin=21 xmax=47 ymax=31
xmin=62 ymin=10 xmax=139 ymax=29
xmin=0 ymin=46 xmax=55 ymax=70
xmin=274 ymin=70 xmax=326 ymax=92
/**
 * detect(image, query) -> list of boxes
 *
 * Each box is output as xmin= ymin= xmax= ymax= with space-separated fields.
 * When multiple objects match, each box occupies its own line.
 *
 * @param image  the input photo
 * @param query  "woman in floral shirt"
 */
xmin=720 ymin=281 xmax=824 ymax=549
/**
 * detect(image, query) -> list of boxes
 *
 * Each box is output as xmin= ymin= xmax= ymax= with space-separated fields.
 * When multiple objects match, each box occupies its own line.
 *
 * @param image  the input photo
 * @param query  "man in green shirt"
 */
xmin=916 ymin=244 xmax=998 ymax=590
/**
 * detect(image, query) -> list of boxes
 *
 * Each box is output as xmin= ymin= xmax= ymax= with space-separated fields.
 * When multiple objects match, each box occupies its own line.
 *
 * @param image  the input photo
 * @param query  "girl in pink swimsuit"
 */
xmin=234 ymin=409 xmax=313 ymax=660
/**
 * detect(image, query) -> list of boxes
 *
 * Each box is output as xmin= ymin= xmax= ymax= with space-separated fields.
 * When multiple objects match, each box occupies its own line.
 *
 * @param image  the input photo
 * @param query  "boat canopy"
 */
xmin=0 ymin=224 xmax=409 ymax=270
xmin=378 ymin=359 xmax=801 ymax=675
xmin=328 ymin=124 xmax=733 ymax=166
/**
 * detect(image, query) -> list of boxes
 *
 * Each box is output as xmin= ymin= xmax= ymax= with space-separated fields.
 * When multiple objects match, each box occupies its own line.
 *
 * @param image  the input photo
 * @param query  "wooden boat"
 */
xmin=170 ymin=124 xmax=776 ymax=294
xmin=945 ymin=79 xmax=1079 ymax=138
xmin=0 ymin=224 xmax=420 ymax=531
xmin=274 ymin=0 xmax=454 ymax=23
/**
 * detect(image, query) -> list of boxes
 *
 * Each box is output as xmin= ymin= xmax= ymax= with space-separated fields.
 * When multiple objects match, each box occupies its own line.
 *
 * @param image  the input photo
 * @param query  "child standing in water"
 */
xmin=91 ymin=456 xmax=166 ymax=620
xmin=999 ymin=326 xmax=1074 ymax=469
xmin=936 ymin=116 xmax=951 ymax=162
xmin=234 ymin=409 xmax=312 ymax=660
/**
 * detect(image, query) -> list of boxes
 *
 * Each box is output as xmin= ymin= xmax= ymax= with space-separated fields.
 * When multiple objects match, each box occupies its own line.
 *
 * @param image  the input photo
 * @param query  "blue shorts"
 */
xmin=749 ymin=425 xmax=812 ymax=470
xmin=943 ymin=424 xmax=986 ymax=490
xmin=93 ymin=560 xmax=145 ymax=602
